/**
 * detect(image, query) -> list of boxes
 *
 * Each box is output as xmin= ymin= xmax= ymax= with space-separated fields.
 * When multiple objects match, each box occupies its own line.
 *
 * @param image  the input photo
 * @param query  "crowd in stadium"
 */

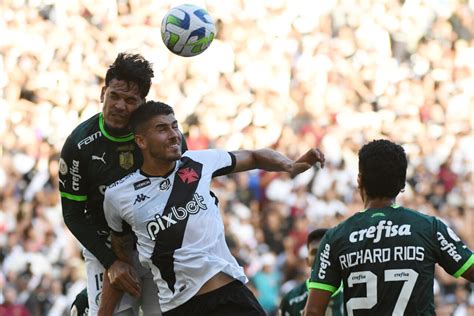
xmin=0 ymin=0 xmax=473 ymax=315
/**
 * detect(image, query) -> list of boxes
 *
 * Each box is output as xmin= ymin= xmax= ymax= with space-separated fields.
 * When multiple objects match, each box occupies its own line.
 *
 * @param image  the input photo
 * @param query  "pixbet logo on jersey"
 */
xmin=146 ymin=193 xmax=207 ymax=240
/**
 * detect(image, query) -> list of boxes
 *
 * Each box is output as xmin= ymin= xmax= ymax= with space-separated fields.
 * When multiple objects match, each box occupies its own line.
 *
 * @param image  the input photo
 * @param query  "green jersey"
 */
xmin=60 ymin=113 xmax=141 ymax=229
xmin=309 ymin=204 xmax=474 ymax=316
xmin=71 ymin=288 xmax=88 ymax=316
xmin=280 ymin=280 xmax=343 ymax=316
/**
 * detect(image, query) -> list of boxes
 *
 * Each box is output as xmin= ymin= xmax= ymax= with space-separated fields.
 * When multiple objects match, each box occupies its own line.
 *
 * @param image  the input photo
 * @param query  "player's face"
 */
xmin=307 ymin=240 xmax=321 ymax=267
xmin=142 ymin=114 xmax=182 ymax=161
xmin=101 ymin=79 xmax=143 ymax=131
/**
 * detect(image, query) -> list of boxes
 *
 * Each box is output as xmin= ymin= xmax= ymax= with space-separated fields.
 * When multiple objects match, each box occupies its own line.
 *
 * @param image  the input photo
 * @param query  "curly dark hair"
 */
xmin=130 ymin=100 xmax=175 ymax=134
xmin=358 ymin=139 xmax=407 ymax=199
xmin=307 ymin=228 xmax=328 ymax=247
xmin=105 ymin=53 xmax=154 ymax=98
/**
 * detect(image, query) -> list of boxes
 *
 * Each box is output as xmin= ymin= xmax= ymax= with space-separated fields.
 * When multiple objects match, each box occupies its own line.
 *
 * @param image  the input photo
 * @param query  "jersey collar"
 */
xmin=362 ymin=203 xmax=400 ymax=212
xmin=99 ymin=113 xmax=134 ymax=142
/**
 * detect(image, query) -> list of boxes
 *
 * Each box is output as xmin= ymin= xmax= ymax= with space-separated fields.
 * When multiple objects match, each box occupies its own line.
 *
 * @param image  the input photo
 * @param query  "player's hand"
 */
xmin=107 ymin=260 xmax=141 ymax=298
xmin=290 ymin=148 xmax=325 ymax=178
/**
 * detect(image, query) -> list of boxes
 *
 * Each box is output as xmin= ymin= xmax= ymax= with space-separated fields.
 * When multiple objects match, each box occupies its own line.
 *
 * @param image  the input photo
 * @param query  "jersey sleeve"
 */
xmin=434 ymin=218 xmax=474 ymax=278
xmin=60 ymin=134 xmax=117 ymax=269
xmin=59 ymin=136 xmax=88 ymax=202
xmin=104 ymin=188 xmax=125 ymax=234
xmin=193 ymin=149 xmax=235 ymax=177
xmin=309 ymin=229 xmax=341 ymax=294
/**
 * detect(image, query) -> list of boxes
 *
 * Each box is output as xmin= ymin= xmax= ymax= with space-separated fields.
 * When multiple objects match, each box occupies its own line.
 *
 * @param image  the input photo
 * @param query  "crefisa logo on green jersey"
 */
xmin=318 ymin=244 xmax=331 ymax=279
xmin=437 ymin=232 xmax=462 ymax=262
xmin=349 ymin=220 xmax=411 ymax=243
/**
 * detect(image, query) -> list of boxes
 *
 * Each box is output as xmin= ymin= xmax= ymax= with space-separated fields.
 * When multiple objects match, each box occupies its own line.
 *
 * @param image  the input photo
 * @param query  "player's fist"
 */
xmin=107 ymin=260 xmax=141 ymax=298
xmin=290 ymin=148 xmax=325 ymax=178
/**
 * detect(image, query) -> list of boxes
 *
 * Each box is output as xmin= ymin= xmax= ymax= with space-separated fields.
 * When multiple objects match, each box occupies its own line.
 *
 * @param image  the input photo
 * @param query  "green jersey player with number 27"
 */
xmin=305 ymin=139 xmax=474 ymax=316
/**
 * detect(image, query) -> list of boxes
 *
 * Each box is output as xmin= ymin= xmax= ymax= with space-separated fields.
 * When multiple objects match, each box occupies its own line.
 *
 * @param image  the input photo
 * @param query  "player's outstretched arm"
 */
xmin=231 ymin=148 xmax=325 ymax=177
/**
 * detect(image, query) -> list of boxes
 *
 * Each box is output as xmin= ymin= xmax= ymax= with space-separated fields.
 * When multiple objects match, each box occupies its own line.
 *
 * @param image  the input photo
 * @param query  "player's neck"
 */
xmin=141 ymin=159 xmax=176 ymax=177
xmin=364 ymin=197 xmax=396 ymax=210
xmin=103 ymin=121 xmax=132 ymax=137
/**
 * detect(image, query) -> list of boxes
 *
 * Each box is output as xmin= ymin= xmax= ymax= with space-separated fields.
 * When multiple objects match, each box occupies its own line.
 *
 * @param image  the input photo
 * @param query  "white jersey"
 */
xmin=104 ymin=149 xmax=247 ymax=312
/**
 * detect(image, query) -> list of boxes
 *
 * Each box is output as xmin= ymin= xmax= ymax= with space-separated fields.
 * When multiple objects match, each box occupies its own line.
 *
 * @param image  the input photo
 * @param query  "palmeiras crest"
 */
xmin=119 ymin=151 xmax=134 ymax=170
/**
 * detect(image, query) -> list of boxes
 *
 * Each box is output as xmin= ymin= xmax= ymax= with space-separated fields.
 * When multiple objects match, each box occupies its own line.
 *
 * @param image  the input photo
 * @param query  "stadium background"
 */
xmin=0 ymin=0 xmax=473 ymax=315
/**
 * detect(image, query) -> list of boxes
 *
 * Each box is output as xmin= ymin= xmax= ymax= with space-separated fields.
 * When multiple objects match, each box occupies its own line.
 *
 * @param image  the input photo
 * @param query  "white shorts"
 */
xmin=83 ymin=248 xmax=161 ymax=316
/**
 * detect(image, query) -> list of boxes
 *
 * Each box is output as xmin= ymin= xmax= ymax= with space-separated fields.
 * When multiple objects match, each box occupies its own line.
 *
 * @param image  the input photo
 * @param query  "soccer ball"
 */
xmin=161 ymin=4 xmax=216 ymax=57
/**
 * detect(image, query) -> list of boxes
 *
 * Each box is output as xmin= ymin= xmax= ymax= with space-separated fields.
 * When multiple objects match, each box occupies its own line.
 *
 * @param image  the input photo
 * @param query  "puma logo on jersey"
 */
xmin=147 ymin=193 xmax=207 ymax=240
xmin=92 ymin=152 xmax=106 ymax=164
xmin=58 ymin=179 xmax=66 ymax=187
xmin=134 ymin=194 xmax=150 ymax=205
xmin=349 ymin=220 xmax=411 ymax=243
xmin=177 ymin=168 xmax=199 ymax=184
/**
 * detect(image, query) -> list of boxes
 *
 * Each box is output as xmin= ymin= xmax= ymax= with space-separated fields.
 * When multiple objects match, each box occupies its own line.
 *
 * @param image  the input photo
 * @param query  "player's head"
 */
xmin=358 ymin=139 xmax=407 ymax=201
xmin=307 ymin=228 xmax=328 ymax=267
xmin=130 ymin=100 xmax=182 ymax=162
xmin=101 ymin=53 xmax=154 ymax=132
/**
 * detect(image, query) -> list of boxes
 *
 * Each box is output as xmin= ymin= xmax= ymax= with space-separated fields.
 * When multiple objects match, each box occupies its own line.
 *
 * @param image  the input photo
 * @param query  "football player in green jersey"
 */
xmin=60 ymin=53 xmax=186 ymax=316
xmin=280 ymin=229 xmax=343 ymax=316
xmin=305 ymin=139 xmax=474 ymax=316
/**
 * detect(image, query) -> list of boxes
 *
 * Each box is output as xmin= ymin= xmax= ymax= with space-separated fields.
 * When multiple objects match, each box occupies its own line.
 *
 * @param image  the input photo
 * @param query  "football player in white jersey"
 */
xmin=104 ymin=101 xmax=325 ymax=316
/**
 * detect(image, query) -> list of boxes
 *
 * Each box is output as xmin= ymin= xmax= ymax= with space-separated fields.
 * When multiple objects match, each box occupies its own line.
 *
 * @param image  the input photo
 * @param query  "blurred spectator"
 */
xmin=251 ymin=252 xmax=281 ymax=316
xmin=0 ymin=286 xmax=31 ymax=316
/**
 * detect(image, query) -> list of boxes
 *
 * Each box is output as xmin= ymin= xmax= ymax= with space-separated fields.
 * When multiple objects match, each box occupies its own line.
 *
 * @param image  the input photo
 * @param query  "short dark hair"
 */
xmin=358 ymin=139 xmax=407 ymax=199
xmin=307 ymin=228 xmax=328 ymax=248
xmin=130 ymin=100 xmax=175 ymax=134
xmin=105 ymin=53 xmax=154 ymax=98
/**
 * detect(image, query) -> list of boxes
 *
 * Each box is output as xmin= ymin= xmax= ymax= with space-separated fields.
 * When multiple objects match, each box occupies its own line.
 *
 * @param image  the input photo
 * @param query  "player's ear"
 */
xmin=135 ymin=134 xmax=146 ymax=150
xmin=357 ymin=173 xmax=362 ymax=189
xmin=100 ymin=86 xmax=106 ymax=103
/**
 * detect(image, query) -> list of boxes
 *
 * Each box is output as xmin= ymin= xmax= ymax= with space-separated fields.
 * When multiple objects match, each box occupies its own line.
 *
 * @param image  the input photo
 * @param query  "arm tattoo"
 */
xmin=111 ymin=233 xmax=134 ymax=265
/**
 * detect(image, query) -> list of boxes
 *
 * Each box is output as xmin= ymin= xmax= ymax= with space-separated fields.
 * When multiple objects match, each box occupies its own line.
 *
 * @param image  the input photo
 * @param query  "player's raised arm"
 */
xmin=434 ymin=218 xmax=474 ymax=282
xmin=231 ymin=148 xmax=325 ymax=177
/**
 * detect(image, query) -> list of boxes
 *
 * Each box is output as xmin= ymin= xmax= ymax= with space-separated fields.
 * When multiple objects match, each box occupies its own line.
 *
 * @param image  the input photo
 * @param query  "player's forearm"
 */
xmin=233 ymin=149 xmax=292 ymax=173
xmin=62 ymin=200 xmax=117 ymax=269
xmin=111 ymin=234 xmax=134 ymax=265
xmin=254 ymin=149 xmax=293 ymax=171
xmin=98 ymin=272 xmax=124 ymax=316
